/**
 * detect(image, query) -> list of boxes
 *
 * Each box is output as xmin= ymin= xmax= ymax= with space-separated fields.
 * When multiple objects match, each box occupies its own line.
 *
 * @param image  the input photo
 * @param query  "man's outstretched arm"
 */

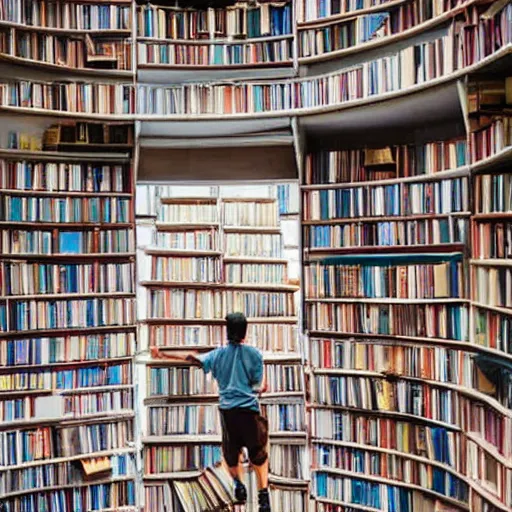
xmin=150 ymin=346 xmax=204 ymax=366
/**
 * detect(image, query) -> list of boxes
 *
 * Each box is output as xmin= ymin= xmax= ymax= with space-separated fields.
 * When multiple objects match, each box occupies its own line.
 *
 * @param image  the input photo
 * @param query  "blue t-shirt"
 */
xmin=198 ymin=343 xmax=263 ymax=412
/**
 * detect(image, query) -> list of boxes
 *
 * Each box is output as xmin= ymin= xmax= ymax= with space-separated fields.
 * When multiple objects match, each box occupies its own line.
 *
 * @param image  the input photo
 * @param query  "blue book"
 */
xmin=59 ymin=232 xmax=82 ymax=254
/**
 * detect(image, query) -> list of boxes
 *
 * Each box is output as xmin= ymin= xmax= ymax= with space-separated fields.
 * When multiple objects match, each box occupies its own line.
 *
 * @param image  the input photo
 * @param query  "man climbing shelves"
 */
xmin=151 ymin=312 xmax=272 ymax=512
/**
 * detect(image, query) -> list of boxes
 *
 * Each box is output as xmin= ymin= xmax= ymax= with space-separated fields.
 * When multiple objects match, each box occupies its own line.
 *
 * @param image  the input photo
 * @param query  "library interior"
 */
xmin=0 ymin=0 xmax=510 ymax=510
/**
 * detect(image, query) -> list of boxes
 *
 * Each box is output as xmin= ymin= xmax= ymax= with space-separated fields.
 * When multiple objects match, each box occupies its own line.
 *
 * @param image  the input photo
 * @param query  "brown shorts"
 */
xmin=219 ymin=408 xmax=269 ymax=467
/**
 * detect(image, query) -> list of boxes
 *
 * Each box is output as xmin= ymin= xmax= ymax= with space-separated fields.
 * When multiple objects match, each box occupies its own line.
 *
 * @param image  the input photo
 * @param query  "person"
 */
xmin=151 ymin=312 xmax=272 ymax=512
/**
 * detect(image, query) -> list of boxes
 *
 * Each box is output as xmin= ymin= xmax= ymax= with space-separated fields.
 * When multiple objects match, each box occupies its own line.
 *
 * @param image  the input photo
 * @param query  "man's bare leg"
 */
xmin=228 ymin=453 xmax=247 ymax=503
xmin=252 ymin=459 xmax=269 ymax=490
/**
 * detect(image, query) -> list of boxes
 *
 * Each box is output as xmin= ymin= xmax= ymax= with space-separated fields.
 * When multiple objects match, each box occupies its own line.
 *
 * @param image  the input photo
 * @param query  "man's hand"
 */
xmin=150 ymin=346 xmax=162 ymax=359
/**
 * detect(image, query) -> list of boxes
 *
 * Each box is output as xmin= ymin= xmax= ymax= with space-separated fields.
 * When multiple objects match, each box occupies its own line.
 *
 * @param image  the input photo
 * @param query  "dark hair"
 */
xmin=226 ymin=312 xmax=248 ymax=344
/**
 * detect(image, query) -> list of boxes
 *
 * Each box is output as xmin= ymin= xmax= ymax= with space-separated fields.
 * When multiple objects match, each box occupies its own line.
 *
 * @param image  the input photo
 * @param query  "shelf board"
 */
xmin=143 ymin=434 xmax=220 ymax=444
xmin=471 ymin=301 xmax=512 ymax=316
xmin=137 ymin=33 xmax=294 ymax=45
xmin=305 ymin=244 xmax=466 ymax=256
xmin=470 ymin=146 xmax=512 ymax=173
xmin=304 ymin=297 xmax=467 ymax=304
xmin=0 ymin=356 xmax=133 ymax=373
xmin=2 ymin=291 xmax=135 ymax=301
xmin=141 ymin=280 xmax=298 ymax=292
xmin=143 ymin=471 xmax=202 ymax=480
xmin=0 ymin=148 xmax=131 ymax=162
xmin=0 ymin=20 xmax=132 ymax=36
xmin=0 ymin=52 xmax=134 ymax=78
xmin=160 ymin=197 xmax=218 ymax=204
xmin=0 ymin=104 xmax=134 ymax=121
xmin=472 ymin=213 xmax=512 ymax=220
xmin=223 ymin=226 xmax=282 ymax=234
xmin=302 ymin=212 xmax=471 ymax=225
xmin=58 ymin=384 xmax=134 ymax=395
xmin=0 ymin=324 xmax=137 ymax=339
xmin=144 ymin=248 xmax=222 ymax=257
xmin=0 ymin=252 xmax=135 ymax=261
xmin=0 ymin=221 xmax=133 ymax=229
xmin=470 ymin=259 xmax=512 ymax=267
xmin=301 ymin=166 xmax=469 ymax=190
xmin=0 ymin=447 xmax=135 ymax=472
xmin=1 ymin=188 xmax=132 ymax=198
xmin=156 ymin=222 xmax=220 ymax=231
xmin=223 ymin=256 xmax=289 ymax=264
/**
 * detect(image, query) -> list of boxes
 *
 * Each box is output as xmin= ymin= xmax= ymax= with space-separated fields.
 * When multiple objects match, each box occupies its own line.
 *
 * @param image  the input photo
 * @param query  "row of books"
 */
xmin=0 ymin=1 xmax=132 ymax=30
xmin=314 ymin=472 xmax=467 ymax=510
xmin=304 ymin=139 xmax=467 ymax=185
xmin=224 ymin=200 xmax=280 ymax=227
xmin=147 ymin=363 xmax=302 ymax=396
xmin=310 ymin=397 xmax=511 ymax=459
xmin=0 ymin=228 xmax=134 ymax=255
xmin=297 ymin=0 xmax=396 ymax=23
xmin=8 ymin=297 xmax=135 ymax=331
xmin=0 ymin=261 xmax=135 ymax=295
xmin=314 ymin=446 xmax=469 ymax=501
xmin=0 ymin=81 xmax=134 ymax=115
xmin=224 ymin=232 xmax=283 ymax=257
xmin=0 ymin=196 xmax=132 ymax=224
xmin=474 ymin=307 xmax=512 ymax=355
xmin=0 ymin=453 xmax=135 ymax=495
xmin=0 ymin=29 xmax=132 ymax=71
xmin=158 ymin=202 xmax=218 ymax=224
xmin=137 ymin=4 xmax=511 ymax=115
xmin=301 ymin=0 xmax=467 ymax=55
xmin=138 ymin=2 xmax=293 ymax=40
xmin=151 ymin=256 xmax=221 ymax=283
xmin=155 ymin=229 xmax=219 ymax=252
xmin=304 ymin=218 xmax=468 ymax=250
xmin=310 ymin=338 xmax=512 ymax=408
xmin=138 ymin=39 xmax=293 ymax=66
xmin=0 ymin=162 xmax=129 ymax=193
xmin=224 ymin=262 xmax=288 ymax=284
xmin=0 ymin=362 xmax=131 ymax=392
xmin=474 ymin=172 xmax=512 ymax=214
xmin=62 ymin=388 xmax=133 ymax=417
xmin=302 ymin=178 xmax=469 ymax=220
xmin=470 ymin=117 xmax=511 ymax=163
xmin=148 ymin=289 xmax=296 ymax=319
xmin=146 ymin=322 xmax=298 ymax=353
xmin=311 ymin=409 xmax=457 ymax=464
xmin=0 ymin=481 xmax=136 ymax=512
xmin=306 ymin=303 xmax=469 ymax=340
xmin=277 ymin=183 xmax=299 ymax=215
xmin=304 ymin=257 xmax=464 ymax=299
xmin=473 ymin=266 xmax=512 ymax=310
xmin=271 ymin=444 xmax=306 ymax=479
xmin=0 ymin=420 xmax=133 ymax=465
xmin=144 ymin=444 xmax=222 ymax=474
xmin=472 ymin=220 xmax=512 ymax=260
xmin=0 ymin=332 xmax=134 ymax=367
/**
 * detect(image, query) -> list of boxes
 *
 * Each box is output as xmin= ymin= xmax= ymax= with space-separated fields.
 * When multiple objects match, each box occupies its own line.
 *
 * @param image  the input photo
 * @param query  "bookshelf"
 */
xmin=301 ymin=70 xmax=512 ymax=511
xmin=0 ymin=115 xmax=137 ymax=511
xmin=135 ymin=182 xmax=306 ymax=511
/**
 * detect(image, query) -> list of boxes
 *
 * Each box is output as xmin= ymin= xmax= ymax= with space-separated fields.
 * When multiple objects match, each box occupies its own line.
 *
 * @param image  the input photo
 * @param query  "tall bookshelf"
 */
xmin=0 ymin=128 xmax=138 ymax=510
xmin=135 ymin=183 xmax=308 ymax=511
xmin=300 ymin=71 xmax=512 ymax=511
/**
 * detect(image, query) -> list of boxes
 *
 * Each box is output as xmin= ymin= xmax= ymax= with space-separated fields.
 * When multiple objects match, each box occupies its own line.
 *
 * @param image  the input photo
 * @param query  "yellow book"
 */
xmin=433 ymin=263 xmax=449 ymax=298
xmin=364 ymin=147 xmax=395 ymax=166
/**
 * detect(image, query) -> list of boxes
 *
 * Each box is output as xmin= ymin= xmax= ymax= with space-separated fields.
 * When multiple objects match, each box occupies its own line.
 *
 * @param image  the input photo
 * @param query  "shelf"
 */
xmin=1 ymin=188 xmax=132 ymax=198
xmin=0 ymin=356 xmax=133 ymax=372
xmin=144 ymin=471 xmax=202 ymax=480
xmin=143 ymin=435 xmax=220 ymax=444
xmin=470 ymin=259 xmax=512 ymax=267
xmin=0 ymin=52 xmax=134 ymax=78
xmin=470 ymin=146 xmax=512 ymax=173
xmin=0 ymin=447 xmax=135 ymax=472
xmin=0 ymin=104 xmax=134 ymax=121
xmin=0 ymin=253 xmax=136 ymax=261
xmin=304 ymin=297 xmax=468 ymax=304
xmin=0 ymin=20 xmax=132 ymax=36
xmin=471 ymin=301 xmax=512 ymax=316
xmin=223 ymin=226 xmax=282 ymax=234
xmin=58 ymin=384 xmax=134 ymax=395
xmin=471 ymin=213 xmax=512 ymax=220
xmin=0 ymin=148 xmax=131 ymax=162
xmin=299 ymin=0 xmax=475 ymax=64
xmin=143 ymin=317 xmax=297 ymax=325
xmin=0 ymin=410 xmax=135 ymax=431
xmin=301 ymin=166 xmax=470 ymax=190
xmin=1 ymin=475 xmax=135 ymax=500
xmin=156 ymin=222 xmax=221 ymax=231
xmin=0 ymin=221 xmax=133 ymax=229
xmin=141 ymin=280 xmax=299 ymax=292
xmin=2 ymin=291 xmax=135 ymax=301
xmin=305 ymin=244 xmax=467 ymax=257
xmin=302 ymin=212 xmax=472 ymax=225
xmin=311 ymin=467 xmax=470 ymax=510
xmin=223 ymin=256 xmax=289 ymax=264
xmin=137 ymin=34 xmax=294 ymax=45
xmin=145 ymin=248 xmax=222 ymax=257
xmin=0 ymin=324 xmax=137 ymax=339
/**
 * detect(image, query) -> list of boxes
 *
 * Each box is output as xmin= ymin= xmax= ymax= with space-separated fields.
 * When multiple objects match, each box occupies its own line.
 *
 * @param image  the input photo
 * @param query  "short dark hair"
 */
xmin=226 ymin=312 xmax=247 ymax=344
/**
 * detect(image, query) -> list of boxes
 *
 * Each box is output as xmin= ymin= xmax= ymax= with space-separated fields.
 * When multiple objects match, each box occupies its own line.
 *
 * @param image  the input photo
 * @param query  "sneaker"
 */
xmin=234 ymin=479 xmax=247 ymax=504
xmin=258 ymin=488 xmax=271 ymax=512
